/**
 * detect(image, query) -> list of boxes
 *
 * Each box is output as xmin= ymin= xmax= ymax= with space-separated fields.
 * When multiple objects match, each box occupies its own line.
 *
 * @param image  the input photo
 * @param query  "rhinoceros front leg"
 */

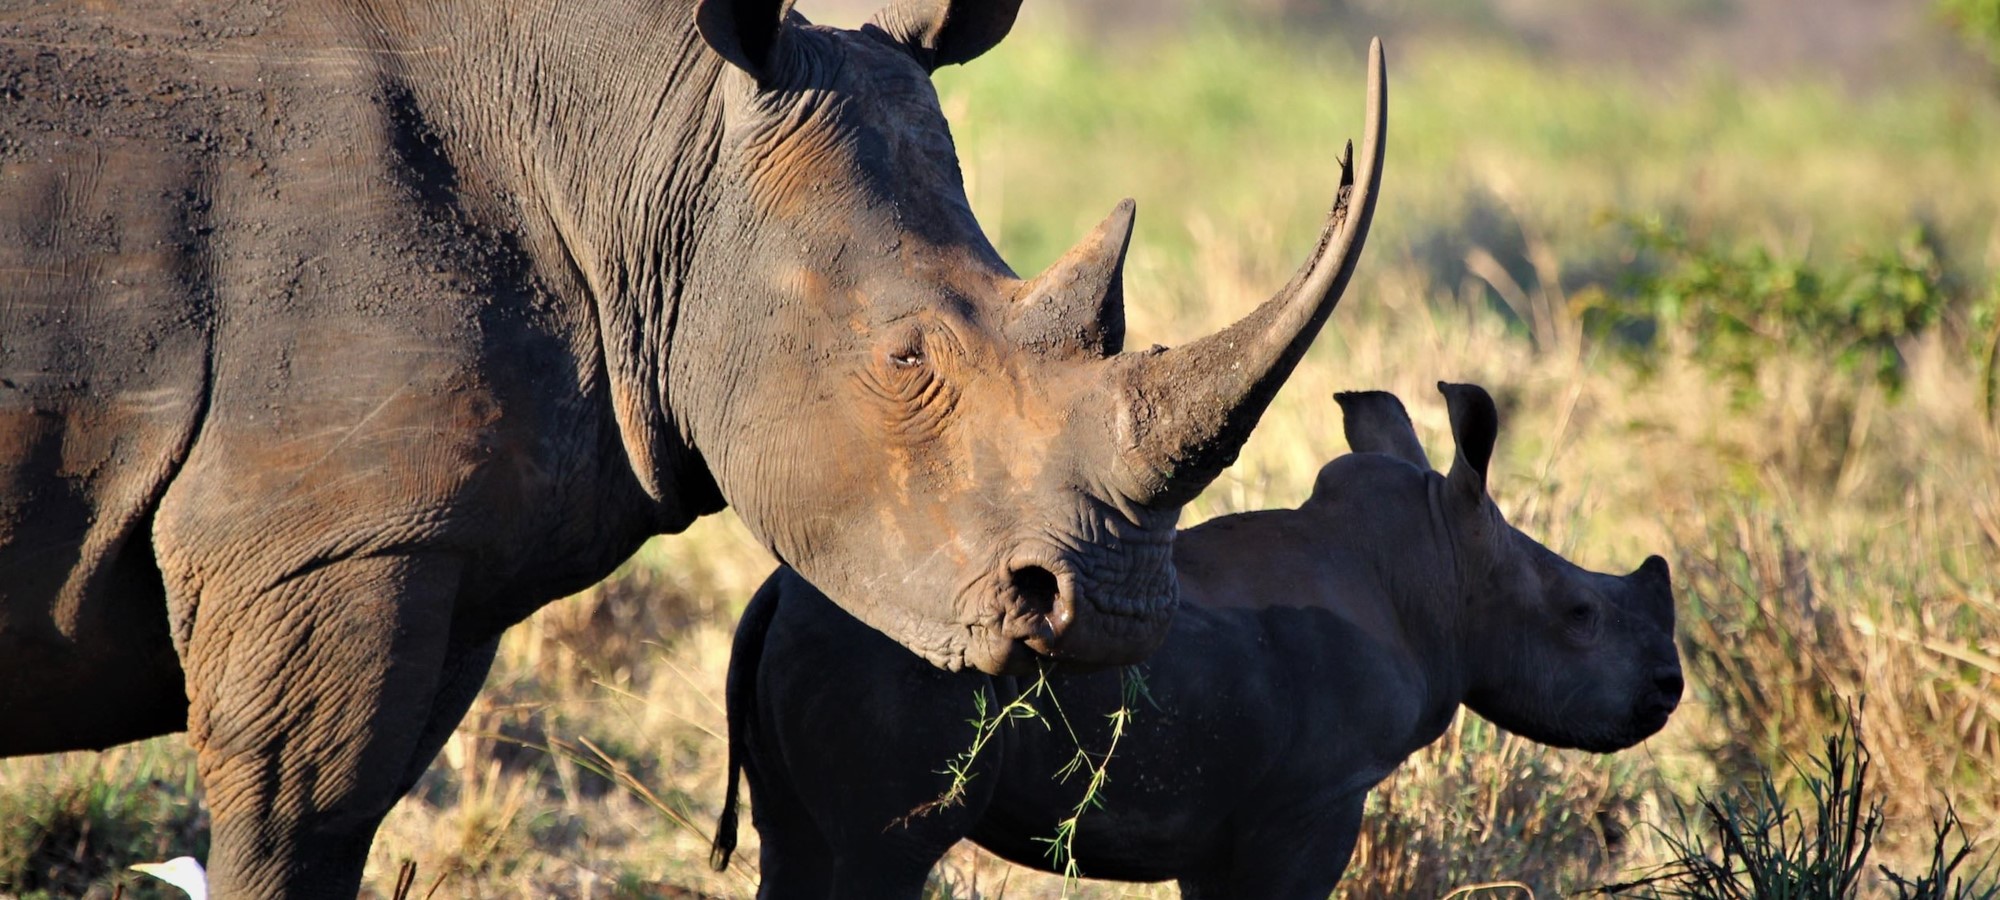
xmin=173 ymin=552 xmax=463 ymax=899
xmin=390 ymin=633 xmax=501 ymax=795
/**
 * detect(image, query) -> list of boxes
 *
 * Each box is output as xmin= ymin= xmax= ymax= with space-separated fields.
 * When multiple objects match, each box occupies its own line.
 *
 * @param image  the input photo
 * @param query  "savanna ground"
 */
xmin=5 ymin=2 xmax=2000 ymax=897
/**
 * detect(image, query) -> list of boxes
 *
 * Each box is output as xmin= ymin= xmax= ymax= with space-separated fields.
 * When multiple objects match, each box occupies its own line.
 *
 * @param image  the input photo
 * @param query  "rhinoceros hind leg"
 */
xmin=1178 ymin=796 xmax=1362 ymax=900
xmin=180 ymin=553 xmax=462 ymax=900
xmin=751 ymin=796 xmax=837 ymax=899
xmin=828 ymin=854 xmax=937 ymax=900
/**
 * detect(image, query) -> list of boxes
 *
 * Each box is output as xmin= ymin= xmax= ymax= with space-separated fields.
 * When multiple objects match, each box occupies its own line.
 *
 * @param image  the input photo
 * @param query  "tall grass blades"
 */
xmin=1343 ymin=713 xmax=1651 ymax=899
xmin=1600 ymin=713 xmax=1997 ymax=900
xmin=1673 ymin=506 xmax=2000 ymax=836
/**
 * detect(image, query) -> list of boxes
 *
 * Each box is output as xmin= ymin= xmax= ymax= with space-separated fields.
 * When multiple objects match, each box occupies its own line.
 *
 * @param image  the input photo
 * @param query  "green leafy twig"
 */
xmin=903 ymin=665 xmax=1151 ymax=896
xmin=898 ymin=667 xmax=1054 ymax=825
xmin=1032 ymin=666 xmax=1149 ymax=890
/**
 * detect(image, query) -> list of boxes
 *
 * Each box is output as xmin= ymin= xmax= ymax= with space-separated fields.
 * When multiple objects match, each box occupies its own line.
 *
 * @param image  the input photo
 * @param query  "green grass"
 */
xmin=0 ymin=742 xmax=206 ymax=900
xmin=935 ymin=21 xmax=2000 ymax=320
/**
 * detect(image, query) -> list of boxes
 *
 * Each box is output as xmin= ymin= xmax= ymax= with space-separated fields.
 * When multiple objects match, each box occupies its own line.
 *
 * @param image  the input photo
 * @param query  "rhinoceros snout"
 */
xmin=965 ymin=547 xmax=1176 ymax=675
xmin=1652 ymin=667 xmax=1685 ymax=705
xmin=1033 ymin=572 xmax=1176 ymax=669
xmin=1639 ymin=665 xmax=1684 ymax=723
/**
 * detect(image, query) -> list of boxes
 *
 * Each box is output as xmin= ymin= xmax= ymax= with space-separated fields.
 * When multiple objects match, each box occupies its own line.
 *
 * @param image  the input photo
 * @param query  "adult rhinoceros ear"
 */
xmin=1333 ymin=390 xmax=1430 ymax=469
xmin=868 ymin=0 xmax=1023 ymax=71
xmin=1438 ymin=381 xmax=1497 ymax=501
xmin=697 ymin=0 xmax=797 ymax=82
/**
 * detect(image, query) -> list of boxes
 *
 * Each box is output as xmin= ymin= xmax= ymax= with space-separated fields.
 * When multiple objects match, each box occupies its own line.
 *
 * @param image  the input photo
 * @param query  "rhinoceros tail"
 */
xmin=711 ymin=569 xmax=785 ymax=872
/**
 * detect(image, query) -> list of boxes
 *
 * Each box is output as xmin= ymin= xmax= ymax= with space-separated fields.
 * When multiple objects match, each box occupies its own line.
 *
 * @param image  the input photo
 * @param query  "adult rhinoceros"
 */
xmin=0 ymin=0 xmax=1384 ymax=895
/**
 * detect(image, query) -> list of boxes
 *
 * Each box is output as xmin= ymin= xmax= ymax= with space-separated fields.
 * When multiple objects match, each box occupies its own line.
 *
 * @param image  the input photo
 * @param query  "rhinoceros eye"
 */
xmin=879 ymin=322 xmax=930 ymax=372
xmin=856 ymin=326 xmax=955 ymax=434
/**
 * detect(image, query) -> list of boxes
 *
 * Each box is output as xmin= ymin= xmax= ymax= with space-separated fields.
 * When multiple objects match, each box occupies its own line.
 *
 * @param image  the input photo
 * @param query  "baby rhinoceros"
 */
xmin=710 ymin=382 xmax=1683 ymax=899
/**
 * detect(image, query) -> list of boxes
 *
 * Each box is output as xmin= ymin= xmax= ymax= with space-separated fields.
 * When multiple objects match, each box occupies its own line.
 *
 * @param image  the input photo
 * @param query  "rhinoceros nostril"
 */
xmin=1009 ymin=565 xmax=1066 ymax=641
xmin=1016 ymin=568 xmax=1064 ymax=616
xmin=1010 ymin=565 xmax=1059 ymax=612
xmin=1654 ymin=669 xmax=1685 ymax=704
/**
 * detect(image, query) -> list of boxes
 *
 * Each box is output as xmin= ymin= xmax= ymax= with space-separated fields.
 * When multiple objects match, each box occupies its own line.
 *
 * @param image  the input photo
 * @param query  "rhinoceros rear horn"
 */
xmin=869 ymin=0 xmax=1024 ymax=71
xmin=1011 ymin=200 xmax=1135 ymax=359
xmin=1118 ymin=40 xmax=1387 ymax=507
xmin=1626 ymin=554 xmax=1676 ymax=627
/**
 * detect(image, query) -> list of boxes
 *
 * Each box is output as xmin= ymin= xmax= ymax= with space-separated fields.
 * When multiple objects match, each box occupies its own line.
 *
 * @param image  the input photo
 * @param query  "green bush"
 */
xmin=1940 ymin=0 xmax=2000 ymax=68
xmin=1587 ymin=218 xmax=1949 ymax=396
xmin=1975 ymin=278 xmax=2000 ymax=423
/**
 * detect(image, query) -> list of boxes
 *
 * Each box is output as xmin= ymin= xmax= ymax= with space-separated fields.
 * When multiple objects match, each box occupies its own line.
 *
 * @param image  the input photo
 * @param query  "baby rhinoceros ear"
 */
xmin=1438 ymin=381 xmax=1498 ymax=502
xmin=1333 ymin=390 xmax=1431 ymax=469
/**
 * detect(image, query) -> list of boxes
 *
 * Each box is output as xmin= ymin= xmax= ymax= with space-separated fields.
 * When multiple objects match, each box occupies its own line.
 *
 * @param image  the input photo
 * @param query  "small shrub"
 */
xmin=1579 ymin=217 xmax=1957 ymax=488
xmin=1588 ymin=217 xmax=1948 ymax=396
xmin=1975 ymin=278 xmax=2000 ymax=424
xmin=1600 ymin=714 xmax=1997 ymax=900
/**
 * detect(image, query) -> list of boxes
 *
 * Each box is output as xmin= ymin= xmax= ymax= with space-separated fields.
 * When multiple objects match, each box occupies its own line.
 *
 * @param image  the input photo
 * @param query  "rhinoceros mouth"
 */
xmin=1546 ymin=693 xmax=1681 ymax=753
xmin=1629 ymin=681 xmax=1682 ymax=738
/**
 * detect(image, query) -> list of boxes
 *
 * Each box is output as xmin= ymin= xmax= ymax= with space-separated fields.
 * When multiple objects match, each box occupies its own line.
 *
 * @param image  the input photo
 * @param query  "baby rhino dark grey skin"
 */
xmin=711 ymin=383 xmax=1683 ymax=899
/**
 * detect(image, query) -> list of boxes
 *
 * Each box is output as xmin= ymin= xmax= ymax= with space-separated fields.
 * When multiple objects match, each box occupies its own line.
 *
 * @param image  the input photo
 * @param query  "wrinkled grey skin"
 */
xmin=0 ymin=1 xmax=1388 ymax=895
xmin=713 ymin=383 xmax=1684 ymax=899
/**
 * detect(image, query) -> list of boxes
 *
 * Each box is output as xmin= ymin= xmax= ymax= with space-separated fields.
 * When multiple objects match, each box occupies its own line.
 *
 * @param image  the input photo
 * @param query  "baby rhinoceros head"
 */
xmin=1332 ymin=383 xmax=1683 ymax=753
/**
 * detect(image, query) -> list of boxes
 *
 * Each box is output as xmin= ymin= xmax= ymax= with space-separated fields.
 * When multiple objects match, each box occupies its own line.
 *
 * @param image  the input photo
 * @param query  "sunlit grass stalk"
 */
xmin=1031 ymin=668 xmax=1149 ymax=892
xmin=1034 ymin=702 xmax=1128 ymax=891
xmin=544 ymin=734 xmax=762 ymax=890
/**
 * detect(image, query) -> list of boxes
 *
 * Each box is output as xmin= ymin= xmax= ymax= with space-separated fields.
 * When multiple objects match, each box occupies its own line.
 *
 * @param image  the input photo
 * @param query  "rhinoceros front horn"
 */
xmin=1010 ymin=199 xmax=1136 ymax=359
xmin=1117 ymin=38 xmax=1387 ymax=507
